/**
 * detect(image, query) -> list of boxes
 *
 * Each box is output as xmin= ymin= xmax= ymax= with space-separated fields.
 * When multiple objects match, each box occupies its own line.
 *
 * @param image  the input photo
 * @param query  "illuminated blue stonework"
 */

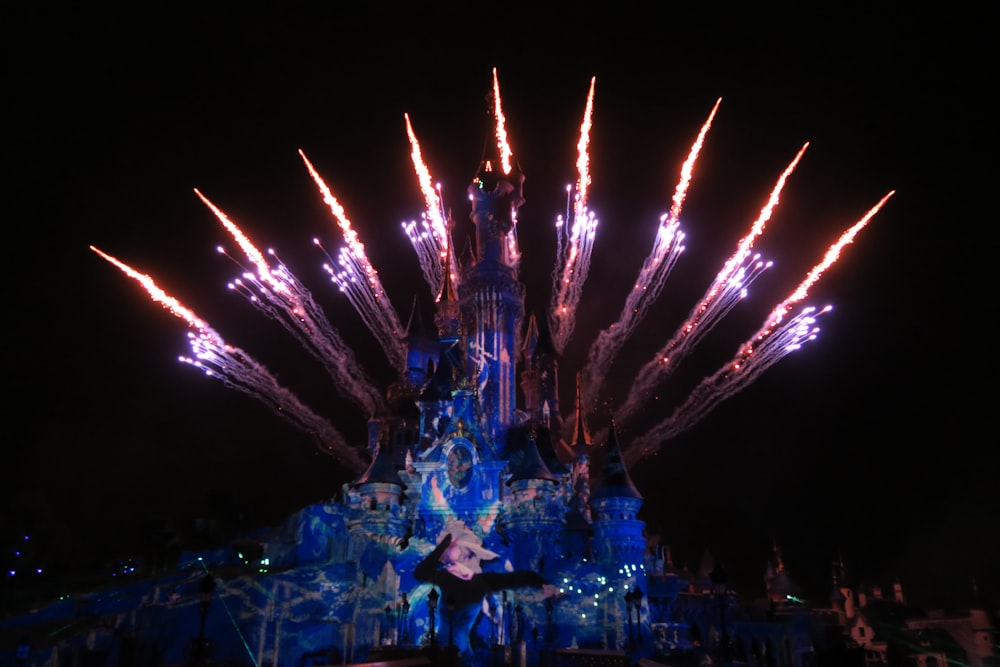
xmin=1 ymin=122 xmax=849 ymax=667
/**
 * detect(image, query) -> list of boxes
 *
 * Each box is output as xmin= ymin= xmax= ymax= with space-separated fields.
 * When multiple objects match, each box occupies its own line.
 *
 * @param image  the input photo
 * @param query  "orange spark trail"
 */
xmin=299 ymin=149 xmax=407 ymax=372
xmin=492 ymin=67 xmax=513 ymax=176
xmin=195 ymin=188 xmax=289 ymax=295
xmin=90 ymin=246 xmax=210 ymax=331
xmin=580 ymin=99 xmax=722 ymax=411
xmin=625 ymin=190 xmax=895 ymax=466
xmin=403 ymin=112 xmax=450 ymax=299
xmin=781 ymin=190 xmax=895 ymax=307
xmin=614 ymin=142 xmax=810 ymax=427
xmin=550 ymin=76 xmax=599 ymax=353
xmin=491 ymin=68 xmax=520 ymax=264
xmin=669 ymin=97 xmax=721 ymax=222
xmin=195 ymin=190 xmax=386 ymax=416
xmin=90 ymin=245 xmax=367 ymax=471
xmin=575 ymin=76 xmax=596 ymax=208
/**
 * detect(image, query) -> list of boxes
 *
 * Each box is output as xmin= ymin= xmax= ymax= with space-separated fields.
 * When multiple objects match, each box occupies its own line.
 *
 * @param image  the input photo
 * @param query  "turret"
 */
xmin=346 ymin=439 xmax=410 ymax=556
xmin=589 ymin=419 xmax=645 ymax=568
xmin=500 ymin=427 xmax=563 ymax=573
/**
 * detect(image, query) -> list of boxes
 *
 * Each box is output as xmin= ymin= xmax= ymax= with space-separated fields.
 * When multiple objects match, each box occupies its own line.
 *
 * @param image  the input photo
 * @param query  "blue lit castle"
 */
xmin=188 ymin=146 xmax=663 ymax=665
xmin=3 ymin=126 xmax=686 ymax=667
xmin=5 ymin=94 xmax=992 ymax=667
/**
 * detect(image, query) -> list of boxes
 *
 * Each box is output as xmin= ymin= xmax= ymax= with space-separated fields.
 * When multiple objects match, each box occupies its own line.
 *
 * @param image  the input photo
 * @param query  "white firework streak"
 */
xmin=624 ymin=190 xmax=895 ymax=466
xmin=299 ymin=149 xmax=407 ymax=372
xmin=90 ymin=245 xmax=367 ymax=472
xmin=550 ymin=76 xmax=599 ymax=354
xmin=195 ymin=189 xmax=386 ymax=418
xmin=614 ymin=142 xmax=809 ymax=428
xmin=581 ymin=98 xmax=723 ymax=409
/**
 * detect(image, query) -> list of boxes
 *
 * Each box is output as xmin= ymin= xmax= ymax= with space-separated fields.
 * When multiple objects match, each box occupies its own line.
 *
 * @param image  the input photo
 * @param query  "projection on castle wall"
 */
xmin=58 ymin=69 xmax=892 ymax=667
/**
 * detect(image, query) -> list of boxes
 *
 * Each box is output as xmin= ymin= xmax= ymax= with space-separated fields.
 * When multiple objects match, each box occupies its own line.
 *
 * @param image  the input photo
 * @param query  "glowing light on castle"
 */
xmin=80 ymin=71 xmax=896 ymax=667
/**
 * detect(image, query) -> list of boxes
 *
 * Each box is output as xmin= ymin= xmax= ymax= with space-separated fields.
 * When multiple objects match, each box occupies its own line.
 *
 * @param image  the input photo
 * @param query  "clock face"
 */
xmin=446 ymin=444 xmax=474 ymax=489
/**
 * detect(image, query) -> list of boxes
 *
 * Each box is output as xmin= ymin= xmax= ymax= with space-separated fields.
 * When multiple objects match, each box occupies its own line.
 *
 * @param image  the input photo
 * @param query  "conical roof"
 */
xmin=353 ymin=442 xmax=406 ymax=489
xmin=506 ymin=429 xmax=558 ymax=485
xmin=589 ymin=419 xmax=641 ymax=500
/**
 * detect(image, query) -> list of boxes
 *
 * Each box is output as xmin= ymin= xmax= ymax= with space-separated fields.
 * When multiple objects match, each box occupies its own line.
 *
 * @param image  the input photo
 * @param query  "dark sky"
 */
xmin=6 ymin=5 xmax=994 ymax=610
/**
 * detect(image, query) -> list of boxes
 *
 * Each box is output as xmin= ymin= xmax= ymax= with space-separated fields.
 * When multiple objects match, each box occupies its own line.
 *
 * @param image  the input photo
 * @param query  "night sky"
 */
xmin=6 ymin=5 xmax=994 ymax=611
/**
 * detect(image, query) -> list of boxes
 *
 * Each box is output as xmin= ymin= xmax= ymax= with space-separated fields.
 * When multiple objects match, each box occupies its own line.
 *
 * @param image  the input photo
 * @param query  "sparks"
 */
xmin=402 ymin=113 xmax=451 ymax=300
xmin=491 ymin=68 xmax=520 ymax=265
xmin=626 ymin=191 xmax=895 ymax=464
xmin=195 ymin=189 xmax=386 ymax=417
xmin=580 ymin=98 xmax=722 ymax=410
xmin=93 ymin=73 xmax=890 ymax=475
xmin=550 ymin=77 xmax=599 ymax=354
xmin=89 ymin=245 xmax=367 ymax=471
xmin=614 ymin=142 xmax=809 ymax=428
xmin=299 ymin=149 xmax=407 ymax=372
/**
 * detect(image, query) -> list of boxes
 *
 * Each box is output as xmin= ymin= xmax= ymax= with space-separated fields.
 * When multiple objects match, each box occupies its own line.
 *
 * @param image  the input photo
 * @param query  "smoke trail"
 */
xmin=90 ymin=245 xmax=368 ymax=472
xmin=550 ymin=77 xmax=599 ymax=354
xmin=613 ymin=143 xmax=809 ymax=427
xmin=298 ymin=150 xmax=407 ymax=372
xmin=195 ymin=189 xmax=386 ymax=418
xmin=581 ymin=98 xmax=723 ymax=410
xmin=624 ymin=191 xmax=895 ymax=465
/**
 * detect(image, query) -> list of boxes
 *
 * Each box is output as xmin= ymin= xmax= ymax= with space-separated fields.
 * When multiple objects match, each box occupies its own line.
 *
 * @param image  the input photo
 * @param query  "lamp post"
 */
xmin=624 ymin=589 xmax=635 ymax=654
xmin=427 ymin=587 xmax=439 ymax=648
xmin=194 ymin=574 xmax=216 ymax=665
xmin=631 ymin=586 xmax=643 ymax=648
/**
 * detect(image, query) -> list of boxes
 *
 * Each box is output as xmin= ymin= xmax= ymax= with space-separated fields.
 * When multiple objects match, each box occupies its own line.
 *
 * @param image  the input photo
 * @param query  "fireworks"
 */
xmin=92 ymin=72 xmax=893 ymax=470
xmin=402 ymin=112 xmax=451 ymax=301
xmin=580 ymin=98 xmax=722 ymax=410
xmin=624 ymin=191 xmax=895 ymax=464
xmin=195 ymin=188 xmax=385 ymax=418
xmin=550 ymin=76 xmax=599 ymax=355
xmin=612 ymin=142 xmax=810 ymax=429
xmin=89 ymin=245 xmax=367 ymax=471
xmin=298 ymin=149 xmax=407 ymax=372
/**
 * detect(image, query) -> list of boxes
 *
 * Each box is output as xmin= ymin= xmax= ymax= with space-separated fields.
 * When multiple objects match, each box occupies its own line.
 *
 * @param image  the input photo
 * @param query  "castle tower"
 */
xmin=346 ymin=440 xmax=410 ymax=557
xmin=460 ymin=152 xmax=526 ymax=445
xmin=589 ymin=419 xmax=646 ymax=568
xmin=501 ymin=428 xmax=563 ymax=573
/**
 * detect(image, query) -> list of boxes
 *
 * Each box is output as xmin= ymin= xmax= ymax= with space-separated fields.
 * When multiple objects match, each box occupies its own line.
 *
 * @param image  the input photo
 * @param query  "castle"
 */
xmin=2 ymin=94 xmax=996 ymax=667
